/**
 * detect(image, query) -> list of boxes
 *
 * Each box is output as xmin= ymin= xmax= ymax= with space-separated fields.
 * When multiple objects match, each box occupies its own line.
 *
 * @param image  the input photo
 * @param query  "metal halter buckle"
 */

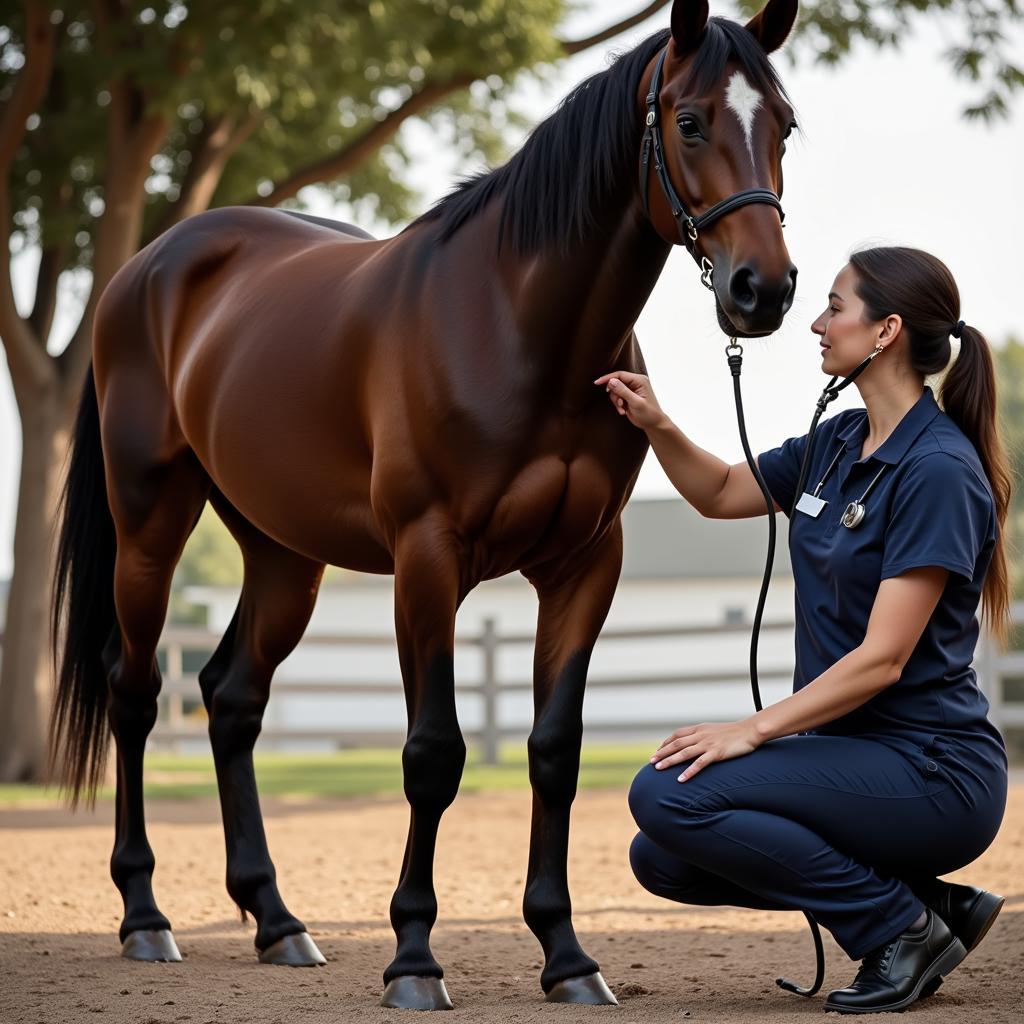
xmin=699 ymin=256 xmax=714 ymax=290
xmin=686 ymin=219 xmax=699 ymax=242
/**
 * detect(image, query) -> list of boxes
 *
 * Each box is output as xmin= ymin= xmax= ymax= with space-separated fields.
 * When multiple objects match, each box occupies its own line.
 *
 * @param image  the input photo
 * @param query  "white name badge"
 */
xmin=795 ymin=492 xmax=828 ymax=517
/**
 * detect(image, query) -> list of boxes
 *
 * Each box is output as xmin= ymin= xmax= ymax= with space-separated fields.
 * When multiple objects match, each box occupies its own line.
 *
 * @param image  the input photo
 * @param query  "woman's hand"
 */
xmin=651 ymin=719 xmax=763 ymax=782
xmin=593 ymin=370 xmax=667 ymax=431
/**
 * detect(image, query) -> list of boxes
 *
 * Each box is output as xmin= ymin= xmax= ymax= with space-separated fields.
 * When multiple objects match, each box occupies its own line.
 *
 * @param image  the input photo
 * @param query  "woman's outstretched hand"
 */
xmin=651 ymin=719 xmax=763 ymax=782
xmin=593 ymin=370 xmax=667 ymax=431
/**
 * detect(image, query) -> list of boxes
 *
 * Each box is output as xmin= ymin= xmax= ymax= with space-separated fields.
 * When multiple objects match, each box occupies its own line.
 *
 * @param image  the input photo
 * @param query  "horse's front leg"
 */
xmin=381 ymin=514 xmax=467 ymax=1010
xmin=521 ymin=520 xmax=623 ymax=1004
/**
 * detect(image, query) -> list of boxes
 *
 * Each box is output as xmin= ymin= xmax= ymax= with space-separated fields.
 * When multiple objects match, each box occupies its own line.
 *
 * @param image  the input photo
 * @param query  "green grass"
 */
xmin=0 ymin=744 xmax=655 ymax=805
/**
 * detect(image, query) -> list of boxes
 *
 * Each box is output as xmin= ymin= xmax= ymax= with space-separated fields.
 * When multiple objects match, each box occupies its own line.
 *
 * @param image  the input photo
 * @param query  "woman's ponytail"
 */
xmin=849 ymin=246 xmax=1015 ymax=648
xmin=940 ymin=323 xmax=1014 ymax=648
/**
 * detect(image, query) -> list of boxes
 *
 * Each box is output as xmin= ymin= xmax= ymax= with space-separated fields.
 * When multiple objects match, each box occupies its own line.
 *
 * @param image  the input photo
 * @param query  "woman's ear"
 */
xmin=879 ymin=313 xmax=903 ymax=345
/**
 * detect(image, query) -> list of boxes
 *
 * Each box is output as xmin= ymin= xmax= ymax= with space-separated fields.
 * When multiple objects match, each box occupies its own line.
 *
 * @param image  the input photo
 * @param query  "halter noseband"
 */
xmin=639 ymin=48 xmax=785 ymax=268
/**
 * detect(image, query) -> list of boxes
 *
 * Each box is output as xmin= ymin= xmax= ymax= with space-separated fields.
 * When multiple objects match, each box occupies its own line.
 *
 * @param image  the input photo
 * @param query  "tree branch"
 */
xmin=0 ymin=1 xmax=57 ymax=174
xmin=558 ymin=0 xmax=672 ymax=56
xmin=57 ymin=79 xmax=168 ymax=395
xmin=27 ymin=242 xmax=66 ymax=342
xmin=148 ymin=107 xmax=264 ymax=243
xmin=237 ymin=4 xmax=675 ymax=210
xmin=0 ymin=3 xmax=57 ymax=395
xmin=243 ymin=76 xmax=473 ymax=208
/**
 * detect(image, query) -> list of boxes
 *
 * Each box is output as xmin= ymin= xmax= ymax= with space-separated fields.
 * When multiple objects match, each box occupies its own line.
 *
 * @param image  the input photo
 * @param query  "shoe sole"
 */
xmin=823 ymin=937 xmax=967 ymax=1015
xmin=959 ymin=891 xmax=1005 ymax=953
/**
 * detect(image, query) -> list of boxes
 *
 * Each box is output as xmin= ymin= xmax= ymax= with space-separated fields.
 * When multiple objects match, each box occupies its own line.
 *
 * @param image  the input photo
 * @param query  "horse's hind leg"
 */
xmin=520 ymin=522 xmax=623 ymax=1004
xmin=104 ymin=439 xmax=210 ymax=961
xmin=381 ymin=515 xmax=466 ymax=1010
xmin=197 ymin=492 xmax=326 ymax=965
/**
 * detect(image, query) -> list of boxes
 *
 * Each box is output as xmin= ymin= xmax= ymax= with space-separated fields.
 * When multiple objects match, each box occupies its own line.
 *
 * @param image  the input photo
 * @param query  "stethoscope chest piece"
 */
xmin=796 ymin=440 xmax=888 ymax=530
xmin=841 ymin=500 xmax=867 ymax=529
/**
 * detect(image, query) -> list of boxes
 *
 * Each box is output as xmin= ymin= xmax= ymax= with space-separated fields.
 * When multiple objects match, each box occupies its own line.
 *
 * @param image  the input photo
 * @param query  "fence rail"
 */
xmin=144 ymin=602 xmax=1024 ymax=763
xmin=3 ymin=603 xmax=1020 ymax=764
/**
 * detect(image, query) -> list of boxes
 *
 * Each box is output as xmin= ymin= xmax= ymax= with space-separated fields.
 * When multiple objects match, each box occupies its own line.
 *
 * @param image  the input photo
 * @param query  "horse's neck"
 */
xmin=500 ymin=194 xmax=672 ymax=394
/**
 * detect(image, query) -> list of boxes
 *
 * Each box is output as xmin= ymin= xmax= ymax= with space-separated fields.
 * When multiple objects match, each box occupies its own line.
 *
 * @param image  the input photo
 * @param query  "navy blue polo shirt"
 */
xmin=757 ymin=386 xmax=1005 ymax=778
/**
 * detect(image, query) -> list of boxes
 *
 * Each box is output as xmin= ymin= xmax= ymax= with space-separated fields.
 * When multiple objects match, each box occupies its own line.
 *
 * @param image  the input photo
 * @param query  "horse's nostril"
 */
xmin=729 ymin=266 xmax=759 ymax=313
xmin=729 ymin=264 xmax=798 ymax=321
xmin=783 ymin=266 xmax=798 ymax=311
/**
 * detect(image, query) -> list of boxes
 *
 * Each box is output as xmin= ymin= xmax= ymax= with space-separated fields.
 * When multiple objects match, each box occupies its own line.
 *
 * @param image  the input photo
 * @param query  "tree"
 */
xmin=1 ymin=0 xmax=1022 ymax=782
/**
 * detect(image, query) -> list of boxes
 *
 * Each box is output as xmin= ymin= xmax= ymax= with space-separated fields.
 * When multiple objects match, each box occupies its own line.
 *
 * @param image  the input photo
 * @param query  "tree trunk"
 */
xmin=0 ymin=381 xmax=67 ymax=782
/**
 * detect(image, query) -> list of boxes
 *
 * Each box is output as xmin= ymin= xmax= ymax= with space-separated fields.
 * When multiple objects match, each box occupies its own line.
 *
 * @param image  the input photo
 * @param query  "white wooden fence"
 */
xmin=3 ymin=603 xmax=1019 ymax=765
xmin=145 ymin=603 xmax=1024 ymax=763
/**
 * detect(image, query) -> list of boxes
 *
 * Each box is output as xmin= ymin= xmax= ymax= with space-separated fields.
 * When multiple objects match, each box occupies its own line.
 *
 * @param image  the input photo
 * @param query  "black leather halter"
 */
xmin=639 ymin=48 xmax=785 ymax=261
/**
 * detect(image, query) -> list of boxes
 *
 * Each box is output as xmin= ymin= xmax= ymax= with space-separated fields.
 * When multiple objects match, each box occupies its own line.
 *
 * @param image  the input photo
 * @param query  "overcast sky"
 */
xmin=1 ymin=2 xmax=1022 ymax=579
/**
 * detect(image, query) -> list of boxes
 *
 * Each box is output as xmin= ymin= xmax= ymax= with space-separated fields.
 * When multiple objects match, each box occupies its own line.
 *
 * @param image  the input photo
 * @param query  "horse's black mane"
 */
xmin=408 ymin=18 xmax=791 ymax=255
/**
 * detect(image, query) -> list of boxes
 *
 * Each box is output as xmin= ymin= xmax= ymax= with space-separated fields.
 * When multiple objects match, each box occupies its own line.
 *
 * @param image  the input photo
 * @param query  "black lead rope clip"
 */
xmin=723 ymin=333 xmax=827 ymax=999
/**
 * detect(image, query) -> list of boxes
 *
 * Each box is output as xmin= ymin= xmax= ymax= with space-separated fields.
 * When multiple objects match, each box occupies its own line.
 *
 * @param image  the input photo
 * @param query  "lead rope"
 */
xmin=703 ymin=263 xmax=827 ymax=998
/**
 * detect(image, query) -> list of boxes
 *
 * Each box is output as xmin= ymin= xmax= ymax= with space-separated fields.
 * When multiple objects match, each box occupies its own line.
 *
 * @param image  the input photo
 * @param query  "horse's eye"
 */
xmin=784 ymin=121 xmax=796 ymax=140
xmin=677 ymin=117 xmax=702 ymax=139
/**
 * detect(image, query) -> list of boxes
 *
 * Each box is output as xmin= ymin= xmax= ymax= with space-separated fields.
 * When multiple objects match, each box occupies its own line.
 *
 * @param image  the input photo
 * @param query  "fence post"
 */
xmin=166 ymin=639 xmax=184 ymax=754
xmin=481 ymin=617 xmax=499 ymax=765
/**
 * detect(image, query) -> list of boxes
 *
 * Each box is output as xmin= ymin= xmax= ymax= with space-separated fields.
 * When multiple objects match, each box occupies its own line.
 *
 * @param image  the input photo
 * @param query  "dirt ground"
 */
xmin=1 ymin=782 xmax=1022 ymax=1024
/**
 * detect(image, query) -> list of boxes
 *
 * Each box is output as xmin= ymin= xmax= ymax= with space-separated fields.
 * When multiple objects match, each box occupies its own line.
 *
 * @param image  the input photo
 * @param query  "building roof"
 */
xmin=621 ymin=496 xmax=791 ymax=580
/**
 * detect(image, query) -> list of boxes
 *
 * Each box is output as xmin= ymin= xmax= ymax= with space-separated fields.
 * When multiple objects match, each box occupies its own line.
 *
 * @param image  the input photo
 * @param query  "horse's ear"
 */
xmin=744 ymin=0 xmax=799 ymax=53
xmin=670 ymin=0 xmax=709 ymax=54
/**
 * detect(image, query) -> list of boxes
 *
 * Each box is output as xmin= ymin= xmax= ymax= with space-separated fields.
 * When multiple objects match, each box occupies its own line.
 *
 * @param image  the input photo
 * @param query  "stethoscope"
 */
xmin=718 ymin=334 xmax=885 ymax=998
xmin=795 ymin=439 xmax=888 ymax=529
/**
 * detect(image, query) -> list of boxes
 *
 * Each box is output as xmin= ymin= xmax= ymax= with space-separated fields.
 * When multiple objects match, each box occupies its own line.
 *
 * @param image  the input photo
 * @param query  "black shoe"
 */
xmin=823 ymin=908 xmax=967 ymax=1014
xmin=914 ymin=879 xmax=1005 ymax=954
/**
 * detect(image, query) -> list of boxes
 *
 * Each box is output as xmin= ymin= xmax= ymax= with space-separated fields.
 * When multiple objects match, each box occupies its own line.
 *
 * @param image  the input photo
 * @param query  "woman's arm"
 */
xmin=751 ymin=565 xmax=949 ymax=740
xmin=653 ymin=566 xmax=950 ymax=779
xmin=594 ymin=371 xmax=780 ymax=518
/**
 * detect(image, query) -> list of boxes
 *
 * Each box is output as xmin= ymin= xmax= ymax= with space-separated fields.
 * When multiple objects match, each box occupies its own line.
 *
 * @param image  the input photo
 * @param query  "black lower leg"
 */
xmin=206 ymin=665 xmax=305 ymax=952
xmin=523 ymin=651 xmax=600 ymax=992
xmin=106 ymin=636 xmax=171 ymax=942
xmin=384 ymin=657 xmax=466 ymax=984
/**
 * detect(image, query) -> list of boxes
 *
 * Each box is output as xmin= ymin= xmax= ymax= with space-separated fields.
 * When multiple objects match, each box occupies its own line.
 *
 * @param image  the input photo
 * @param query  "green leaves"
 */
xmin=4 ymin=0 xmax=572 ymax=264
xmin=735 ymin=0 xmax=1024 ymax=122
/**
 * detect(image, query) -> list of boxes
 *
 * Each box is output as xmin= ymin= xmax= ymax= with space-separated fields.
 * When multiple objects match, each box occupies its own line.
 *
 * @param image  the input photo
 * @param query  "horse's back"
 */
xmin=279 ymin=209 xmax=377 ymax=240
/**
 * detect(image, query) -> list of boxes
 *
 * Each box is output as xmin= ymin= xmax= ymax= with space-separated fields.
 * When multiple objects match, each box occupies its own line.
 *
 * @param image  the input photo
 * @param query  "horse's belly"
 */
xmin=194 ymin=399 xmax=392 ymax=570
xmin=212 ymin=460 xmax=393 ymax=572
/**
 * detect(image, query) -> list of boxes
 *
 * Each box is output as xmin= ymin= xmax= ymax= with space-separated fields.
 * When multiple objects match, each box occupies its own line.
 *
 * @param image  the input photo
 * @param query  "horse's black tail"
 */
xmin=49 ymin=363 xmax=118 ymax=807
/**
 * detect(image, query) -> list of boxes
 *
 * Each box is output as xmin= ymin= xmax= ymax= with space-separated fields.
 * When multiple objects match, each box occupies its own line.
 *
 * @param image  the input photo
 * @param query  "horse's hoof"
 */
xmin=121 ymin=929 xmax=182 ymax=962
xmin=545 ymin=972 xmax=618 ymax=1005
xmin=258 ymin=932 xmax=327 ymax=966
xmin=380 ymin=976 xmax=453 ymax=1010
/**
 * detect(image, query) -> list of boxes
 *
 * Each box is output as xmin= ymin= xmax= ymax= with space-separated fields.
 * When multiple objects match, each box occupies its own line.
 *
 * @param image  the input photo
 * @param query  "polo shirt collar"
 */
xmin=835 ymin=386 xmax=940 ymax=466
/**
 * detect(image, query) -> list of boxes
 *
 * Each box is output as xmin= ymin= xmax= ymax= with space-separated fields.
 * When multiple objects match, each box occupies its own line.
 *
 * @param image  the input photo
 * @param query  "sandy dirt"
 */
xmin=1 ymin=783 xmax=1021 ymax=1023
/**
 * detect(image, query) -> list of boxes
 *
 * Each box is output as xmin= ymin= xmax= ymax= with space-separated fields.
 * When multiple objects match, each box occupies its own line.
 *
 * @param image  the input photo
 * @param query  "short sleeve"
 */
xmin=757 ymin=432 xmax=810 ymax=517
xmin=880 ymin=453 xmax=992 ymax=585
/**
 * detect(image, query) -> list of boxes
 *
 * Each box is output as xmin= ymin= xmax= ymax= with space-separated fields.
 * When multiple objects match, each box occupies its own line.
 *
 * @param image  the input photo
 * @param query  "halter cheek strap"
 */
xmin=639 ymin=48 xmax=785 ymax=255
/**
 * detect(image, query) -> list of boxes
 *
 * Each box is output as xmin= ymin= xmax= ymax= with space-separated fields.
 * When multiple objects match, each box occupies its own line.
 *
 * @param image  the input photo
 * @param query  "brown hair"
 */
xmin=847 ymin=246 xmax=1014 ymax=647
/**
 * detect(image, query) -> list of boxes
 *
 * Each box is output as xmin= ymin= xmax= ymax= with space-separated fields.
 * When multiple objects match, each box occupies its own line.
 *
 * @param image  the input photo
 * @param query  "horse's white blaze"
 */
xmin=725 ymin=72 xmax=763 ymax=168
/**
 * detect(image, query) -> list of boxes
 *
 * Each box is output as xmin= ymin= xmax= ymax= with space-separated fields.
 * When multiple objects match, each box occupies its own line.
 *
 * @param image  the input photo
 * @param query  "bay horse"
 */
xmin=50 ymin=0 xmax=800 ymax=1009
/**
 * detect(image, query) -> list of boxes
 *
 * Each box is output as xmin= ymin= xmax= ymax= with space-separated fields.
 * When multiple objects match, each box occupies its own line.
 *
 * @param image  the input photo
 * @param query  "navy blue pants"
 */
xmin=627 ymin=734 xmax=1006 ymax=960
